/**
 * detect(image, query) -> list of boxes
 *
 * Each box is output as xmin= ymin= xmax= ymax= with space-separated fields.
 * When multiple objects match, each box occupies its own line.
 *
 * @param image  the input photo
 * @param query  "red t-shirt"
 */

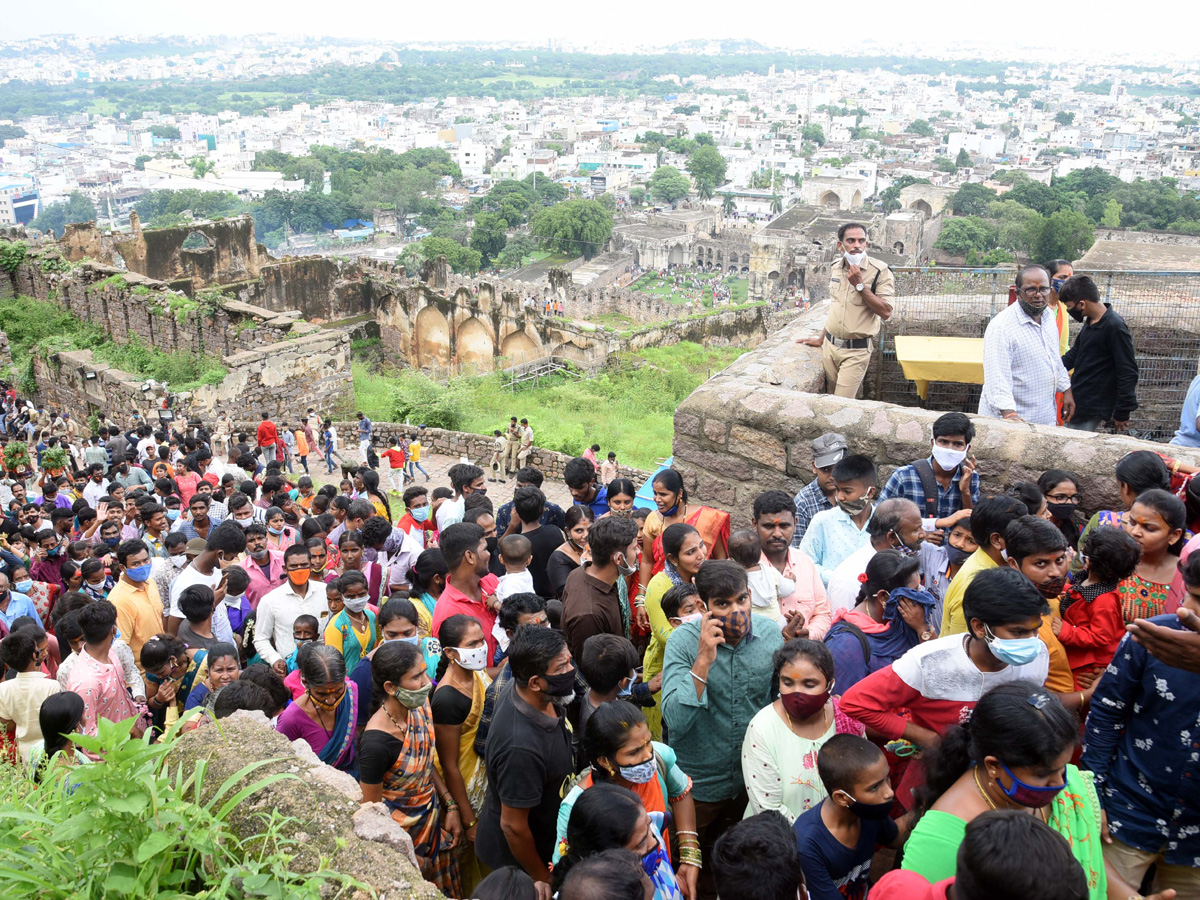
xmin=381 ymin=448 xmax=406 ymax=468
xmin=256 ymin=420 xmax=278 ymax=448
xmin=430 ymin=573 xmax=501 ymax=664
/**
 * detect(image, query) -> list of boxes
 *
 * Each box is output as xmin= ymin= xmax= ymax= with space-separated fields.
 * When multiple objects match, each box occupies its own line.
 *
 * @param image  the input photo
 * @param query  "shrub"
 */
xmin=389 ymin=369 xmax=469 ymax=429
xmin=0 ymin=240 xmax=27 ymax=274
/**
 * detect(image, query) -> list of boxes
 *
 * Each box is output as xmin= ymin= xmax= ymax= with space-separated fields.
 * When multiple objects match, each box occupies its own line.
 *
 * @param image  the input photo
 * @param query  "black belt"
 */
xmin=825 ymin=332 xmax=871 ymax=350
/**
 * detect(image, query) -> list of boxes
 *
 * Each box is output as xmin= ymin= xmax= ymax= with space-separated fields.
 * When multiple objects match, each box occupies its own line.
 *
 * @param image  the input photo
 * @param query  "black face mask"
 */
xmin=486 ymin=536 xmax=499 ymax=557
xmin=1066 ymin=305 xmax=1085 ymax=323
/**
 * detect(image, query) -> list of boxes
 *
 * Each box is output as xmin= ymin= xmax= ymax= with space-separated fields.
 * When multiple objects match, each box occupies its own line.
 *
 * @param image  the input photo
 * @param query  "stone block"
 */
xmin=703 ymin=418 xmax=729 ymax=445
xmin=729 ymin=425 xmax=788 ymax=472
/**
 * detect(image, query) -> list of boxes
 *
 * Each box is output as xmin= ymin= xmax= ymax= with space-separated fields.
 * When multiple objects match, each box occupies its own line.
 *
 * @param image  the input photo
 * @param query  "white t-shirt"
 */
xmin=496 ymin=570 xmax=535 ymax=601
xmin=891 ymin=633 xmax=1050 ymax=701
xmin=136 ymin=437 xmax=158 ymax=464
xmin=435 ymin=494 xmax=466 ymax=533
xmin=168 ymin=563 xmax=233 ymax=644
xmin=826 ymin=542 xmax=879 ymax=613
xmin=746 ymin=567 xmax=793 ymax=622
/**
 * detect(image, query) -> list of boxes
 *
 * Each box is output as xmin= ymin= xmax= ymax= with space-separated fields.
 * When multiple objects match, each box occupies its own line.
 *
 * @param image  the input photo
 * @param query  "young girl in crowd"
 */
xmin=1053 ymin=526 xmax=1141 ymax=689
xmin=1073 ymin=451 xmax=1169 ymax=574
xmin=409 ymin=549 xmax=449 ymax=638
xmin=548 ymin=505 xmax=594 ymax=599
xmin=1039 ymin=469 xmax=1084 ymax=549
xmin=1118 ymin=488 xmax=1185 ymax=622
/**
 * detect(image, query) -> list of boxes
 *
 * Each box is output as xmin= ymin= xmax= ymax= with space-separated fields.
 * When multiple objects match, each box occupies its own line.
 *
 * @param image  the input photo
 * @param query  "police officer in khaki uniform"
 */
xmin=800 ymin=222 xmax=894 ymax=398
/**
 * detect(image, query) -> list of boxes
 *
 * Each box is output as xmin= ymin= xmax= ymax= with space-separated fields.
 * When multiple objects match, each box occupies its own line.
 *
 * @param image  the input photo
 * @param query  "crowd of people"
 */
xmin=0 ymin=392 xmax=1197 ymax=900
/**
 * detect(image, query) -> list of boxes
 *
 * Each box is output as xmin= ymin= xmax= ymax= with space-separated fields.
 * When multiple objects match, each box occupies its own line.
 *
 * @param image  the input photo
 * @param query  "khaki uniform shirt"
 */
xmin=824 ymin=256 xmax=895 ymax=340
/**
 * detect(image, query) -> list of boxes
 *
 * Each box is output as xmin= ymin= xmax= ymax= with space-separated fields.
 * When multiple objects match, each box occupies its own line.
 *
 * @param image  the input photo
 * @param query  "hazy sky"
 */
xmin=7 ymin=0 xmax=1198 ymax=61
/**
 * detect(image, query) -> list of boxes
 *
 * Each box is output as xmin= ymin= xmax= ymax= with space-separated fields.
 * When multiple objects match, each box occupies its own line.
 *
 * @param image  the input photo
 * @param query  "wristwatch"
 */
xmin=855 ymin=283 xmax=864 ymax=292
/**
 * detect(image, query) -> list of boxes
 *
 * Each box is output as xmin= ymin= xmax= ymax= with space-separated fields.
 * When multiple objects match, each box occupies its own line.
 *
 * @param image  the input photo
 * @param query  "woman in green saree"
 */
xmin=902 ymin=680 xmax=1172 ymax=900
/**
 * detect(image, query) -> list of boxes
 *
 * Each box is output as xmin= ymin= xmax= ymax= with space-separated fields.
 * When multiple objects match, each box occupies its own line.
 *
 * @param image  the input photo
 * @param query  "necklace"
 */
xmin=972 ymin=765 xmax=1045 ymax=822
xmin=385 ymin=702 xmax=408 ymax=735
xmin=783 ymin=703 xmax=830 ymax=738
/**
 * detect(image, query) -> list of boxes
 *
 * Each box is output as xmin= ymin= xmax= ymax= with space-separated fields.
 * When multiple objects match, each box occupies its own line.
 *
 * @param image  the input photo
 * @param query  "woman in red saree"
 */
xmin=636 ymin=468 xmax=729 ymax=629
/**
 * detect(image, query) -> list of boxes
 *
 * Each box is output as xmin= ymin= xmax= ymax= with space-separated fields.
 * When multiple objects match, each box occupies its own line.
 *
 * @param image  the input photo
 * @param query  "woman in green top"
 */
xmin=902 ymin=680 xmax=1171 ymax=900
xmin=642 ymin=524 xmax=707 ymax=741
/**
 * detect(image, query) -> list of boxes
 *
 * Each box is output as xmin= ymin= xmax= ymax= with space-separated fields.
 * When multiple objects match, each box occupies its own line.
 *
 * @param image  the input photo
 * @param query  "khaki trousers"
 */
xmin=821 ymin=337 xmax=872 ymax=399
xmin=1104 ymin=836 xmax=1200 ymax=896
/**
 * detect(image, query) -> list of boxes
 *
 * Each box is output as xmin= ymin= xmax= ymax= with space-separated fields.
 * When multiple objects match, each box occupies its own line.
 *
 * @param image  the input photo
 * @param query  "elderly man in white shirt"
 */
xmin=979 ymin=265 xmax=1075 ymax=426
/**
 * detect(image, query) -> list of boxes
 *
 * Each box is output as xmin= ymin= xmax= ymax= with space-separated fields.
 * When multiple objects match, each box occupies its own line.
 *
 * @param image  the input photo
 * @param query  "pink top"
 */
xmin=769 ymin=547 xmax=833 ymax=639
xmin=65 ymin=646 xmax=139 ymax=754
xmin=241 ymin=550 xmax=286 ymax=609
xmin=1166 ymin=532 xmax=1200 ymax=614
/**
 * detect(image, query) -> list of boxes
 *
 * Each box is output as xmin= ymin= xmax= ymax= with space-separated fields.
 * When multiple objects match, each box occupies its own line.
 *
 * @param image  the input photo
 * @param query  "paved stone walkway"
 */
xmin=293 ymin=448 xmax=577 ymax=515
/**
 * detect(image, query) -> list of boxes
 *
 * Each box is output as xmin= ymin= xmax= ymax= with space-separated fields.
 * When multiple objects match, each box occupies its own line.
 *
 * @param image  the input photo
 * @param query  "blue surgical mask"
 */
xmin=167 ymin=509 xmax=180 ymax=521
xmin=103 ymin=536 xmax=119 ymax=547
xmin=617 ymin=673 xmax=634 ymax=697
xmin=983 ymin=624 xmax=1043 ymax=666
xmin=268 ymin=526 xmax=283 ymax=536
xmin=386 ymin=635 xmax=421 ymax=646
xmin=409 ymin=506 xmax=429 ymax=523
xmin=126 ymin=562 xmax=153 ymax=583
xmin=14 ymin=579 xmax=33 ymax=594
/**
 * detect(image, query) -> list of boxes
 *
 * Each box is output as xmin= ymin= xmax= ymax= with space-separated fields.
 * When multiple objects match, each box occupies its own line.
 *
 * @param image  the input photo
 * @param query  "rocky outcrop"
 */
xmin=167 ymin=712 xmax=441 ymax=900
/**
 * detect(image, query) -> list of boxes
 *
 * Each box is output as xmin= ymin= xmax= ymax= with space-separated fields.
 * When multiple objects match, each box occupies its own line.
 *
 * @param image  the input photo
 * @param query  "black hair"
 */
xmin=752 ymin=489 xmax=795 ymax=521
xmin=1003 ymin=515 xmax=1068 ymax=563
xmin=179 ymin=585 xmax=215 ymax=624
xmin=77 ymin=599 xmax=117 ymax=644
xmin=837 ymin=222 xmax=867 ymax=241
xmin=435 ymin=613 xmax=481 ymax=682
xmin=498 ymin=592 xmax=547 ymax=632
xmin=227 ymin=492 xmax=251 ymax=513
xmin=300 ymin=518 xmax=326 ymax=542
xmin=448 ymin=462 xmax=484 ymax=493
xmin=661 ymin=522 xmax=700 ymax=563
xmin=370 ymin=640 xmax=422 ymax=714
xmin=1037 ymin=469 xmax=1078 ymax=497
xmin=1044 ymin=258 xmax=1073 ymax=279
xmin=579 ymin=634 xmax=639 ymax=693
xmin=513 ymin=485 xmax=546 ymax=524
xmin=292 ymin=614 xmax=320 ymax=635
xmin=969 ymin=495 xmax=1027 ymax=547
xmin=213 ymin=681 xmax=274 ymax=719
xmin=552 ymin=783 xmax=643 ymax=895
xmin=334 ymin=570 xmax=369 ymax=595
xmin=1015 ymin=263 xmax=1049 ymax=290
xmin=224 ymin=565 xmax=251 ymax=595
xmin=563 ymin=504 xmax=594 ymax=532
xmin=298 ymin=643 xmax=347 ymax=694
xmin=508 ymin=624 xmax=566 ymax=687
xmin=932 ymin=411 xmax=975 ymax=445
xmin=660 ymin=582 xmax=699 ymax=620
xmin=816 ymin=733 xmax=886 ymax=795
xmin=206 ymin=642 xmax=239 ymax=670
xmin=956 ymin=810 xmax=1088 ymax=900
xmin=1057 ymin=273 xmax=1100 ymax=306
xmin=140 ymin=633 xmax=188 ymax=672
xmin=606 ymin=478 xmax=636 ymax=500
xmin=203 ymin=520 xmax=246 ymax=556
xmin=401 ymin=484 xmax=428 ymax=508
xmin=651 ymin=467 xmax=688 ymax=504
xmin=1131 ymin=488 xmax=1187 ymax=555
xmin=1114 ymin=451 xmax=1169 ymax=495
xmin=0 ymin=629 xmax=37 ymax=671
xmin=726 ymin=529 xmax=761 ymax=568
xmin=50 ymin=592 xmax=92 ymax=627
xmin=439 ymin=522 xmax=485 ymax=570
xmin=586 ymin=516 xmax=638 ymax=566
xmin=360 ymin=469 xmax=392 ymax=520
xmin=499 ymin=533 xmax=532 ymax=565
xmin=832 ymin=453 xmax=877 ymax=487
xmin=36 ymin=690 xmax=85 ymax=775
xmin=115 ymin=539 xmax=148 ymax=566
xmin=282 ymin=543 xmax=311 ymax=565
xmin=337 ymin=529 xmax=363 ymax=550
xmin=80 ymin=558 xmax=104 ymax=580
xmin=378 ymin=597 xmax=418 ymax=630
xmin=694 ymin=559 xmax=748 ymax=603
xmin=962 ymin=567 xmax=1051 ymax=637
xmin=463 ymin=499 xmax=495 ymax=522
xmin=915 ymin=681 xmax=1078 ymax=820
xmin=239 ymin=664 xmax=289 ymax=715
xmin=471 ymin=866 xmax=538 ymax=900
xmin=358 ymin=516 xmax=391 ymax=549
xmin=431 ymin=486 xmax=453 ymax=502
xmin=712 ymin=811 xmax=806 ymax=900
xmin=563 ymin=457 xmax=596 ymax=490
xmin=515 ymin=466 xmax=544 ymax=487
xmin=772 ymin=638 xmax=835 ymax=700
xmin=558 ymin=849 xmax=645 ymax=900
xmin=583 ymin=699 xmax=648 ymax=779
xmin=410 ymin=549 xmax=448 ymax=596
xmin=1179 ymin=550 xmax=1200 ymax=591
xmin=1006 ymin=481 xmax=1046 ymax=517
xmin=855 ymin=548 xmax=920 ymax=606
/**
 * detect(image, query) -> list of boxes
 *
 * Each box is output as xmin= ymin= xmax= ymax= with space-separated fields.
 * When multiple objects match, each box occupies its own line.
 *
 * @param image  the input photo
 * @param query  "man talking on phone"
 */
xmin=798 ymin=222 xmax=894 ymax=398
xmin=166 ymin=521 xmax=246 ymax=641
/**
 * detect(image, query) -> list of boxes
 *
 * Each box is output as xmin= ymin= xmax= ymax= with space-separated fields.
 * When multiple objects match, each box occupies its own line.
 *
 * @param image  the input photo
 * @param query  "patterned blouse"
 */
xmin=1116 ymin=572 xmax=1170 ymax=624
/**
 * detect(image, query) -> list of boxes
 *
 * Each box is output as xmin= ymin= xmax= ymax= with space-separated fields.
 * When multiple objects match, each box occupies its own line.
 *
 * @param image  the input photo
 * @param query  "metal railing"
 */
xmin=870 ymin=268 xmax=1200 ymax=441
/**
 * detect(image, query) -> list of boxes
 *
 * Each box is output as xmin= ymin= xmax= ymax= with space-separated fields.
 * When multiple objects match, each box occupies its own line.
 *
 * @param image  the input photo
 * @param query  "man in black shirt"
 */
xmin=1060 ymin=274 xmax=1139 ymax=432
xmin=476 ymin=625 xmax=576 ymax=892
xmin=514 ymin=485 xmax=565 ymax=599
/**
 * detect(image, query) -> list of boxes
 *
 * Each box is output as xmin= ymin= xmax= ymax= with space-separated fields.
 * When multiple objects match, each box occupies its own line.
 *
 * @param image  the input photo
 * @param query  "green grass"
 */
xmin=352 ymin=341 xmax=747 ymax=469
xmin=477 ymin=75 xmax=567 ymax=87
xmin=630 ymin=271 xmax=749 ymax=306
xmin=591 ymin=313 xmax=637 ymax=330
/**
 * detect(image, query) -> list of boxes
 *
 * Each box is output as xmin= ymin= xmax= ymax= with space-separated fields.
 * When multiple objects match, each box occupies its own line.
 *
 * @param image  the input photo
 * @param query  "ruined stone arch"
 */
xmin=741 ymin=253 xmax=750 ymax=266
xmin=819 ymin=191 xmax=840 ymax=208
xmin=893 ymin=241 xmax=905 ymax=254
xmin=741 ymin=266 xmax=749 ymax=273
xmin=909 ymin=199 xmax=933 ymax=217
xmin=456 ymin=316 xmax=493 ymax=371
xmin=500 ymin=330 xmax=541 ymax=365
xmin=768 ymin=270 xmax=781 ymax=280
xmin=413 ymin=304 xmax=450 ymax=369
xmin=181 ymin=231 xmax=215 ymax=251
xmin=852 ymin=190 xmax=863 ymax=207
xmin=668 ymin=244 xmax=686 ymax=267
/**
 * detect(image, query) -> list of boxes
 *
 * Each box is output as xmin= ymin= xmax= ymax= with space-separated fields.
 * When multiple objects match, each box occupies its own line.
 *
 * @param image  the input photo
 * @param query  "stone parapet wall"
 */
xmin=673 ymin=313 xmax=1200 ymax=528
xmin=1092 ymin=228 xmax=1200 ymax=247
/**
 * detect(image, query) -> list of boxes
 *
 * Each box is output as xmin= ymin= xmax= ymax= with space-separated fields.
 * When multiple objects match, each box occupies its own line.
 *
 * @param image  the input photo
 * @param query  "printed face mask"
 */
xmin=996 ymin=762 xmax=1065 ymax=808
xmin=619 ymin=757 xmax=656 ymax=784
xmin=452 ymin=645 xmax=489 ymax=672
xmin=717 ymin=609 xmax=752 ymax=642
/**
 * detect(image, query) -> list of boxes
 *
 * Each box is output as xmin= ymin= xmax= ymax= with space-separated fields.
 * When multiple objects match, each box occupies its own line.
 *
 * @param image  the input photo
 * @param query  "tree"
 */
xmin=949 ymin=182 xmax=998 ymax=217
xmin=29 ymin=192 xmax=98 ymax=237
xmin=530 ymin=199 xmax=613 ymax=260
xmin=0 ymin=124 xmax=27 ymax=147
xmin=596 ymin=192 xmax=617 ymax=212
xmin=1054 ymin=111 xmax=1075 ymax=126
xmin=769 ymin=194 xmax=783 ymax=215
xmin=721 ymin=193 xmax=737 ymax=216
xmin=879 ymin=175 xmax=929 ymax=213
xmin=686 ymin=145 xmax=728 ymax=187
xmin=955 ymin=148 xmax=972 ymax=168
xmin=666 ymin=136 xmax=698 ymax=156
xmin=697 ymin=179 xmax=714 ymax=201
xmin=988 ymin=199 xmax=1044 ymax=255
xmin=1101 ymin=199 xmax=1123 ymax=228
xmin=694 ymin=133 xmax=715 ymax=147
xmin=400 ymin=236 xmax=481 ymax=274
xmin=801 ymin=124 xmax=826 ymax=147
xmin=189 ymin=157 xmax=216 ymax=180
xmin=354 ymin=168 xmax=438 ymax=234
xmin=935 ymin=157 xmax=957 ymax=173
xmin=1031 ymin=209 xmax=1094 ymax=261
xmin=497 ymin=233 xmax=540 ymax=270
xmin=934 ymin=217 xmax=999 ymax=257
xmin=149 ymin=124 xmax=181 ymax=140
xmin=639 ymin=131 xmax=670 ymax=151
xmin=648 ymin=166 xmax=691 ymax=205
xmin=469 ymin=212 xmax=508 ymax=266
xmin=629 ymin=186 xmax=647 ymax=206
xmin=1004 ymin=176 xmax=1067 ymax=216
xmin=908 ymin=119 xmax=936 ymax=138
xmin=134 ymin=155 xmax=152 ymax=171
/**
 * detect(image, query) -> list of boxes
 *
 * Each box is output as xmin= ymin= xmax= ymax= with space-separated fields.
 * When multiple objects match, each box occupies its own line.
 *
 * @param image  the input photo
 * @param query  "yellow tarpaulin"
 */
xmin=893 ymin=336 xmax=986 ymax=401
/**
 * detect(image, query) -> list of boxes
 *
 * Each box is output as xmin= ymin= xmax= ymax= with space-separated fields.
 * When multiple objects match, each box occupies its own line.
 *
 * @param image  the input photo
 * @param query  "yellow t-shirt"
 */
xmin=409 ymin=441 xmax=422 ymax=461
xmin=940 ymin=549 xmax=998 ymax=636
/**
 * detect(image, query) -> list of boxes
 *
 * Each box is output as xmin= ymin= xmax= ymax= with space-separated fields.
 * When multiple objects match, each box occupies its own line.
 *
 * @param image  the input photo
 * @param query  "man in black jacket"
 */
xmin=1060 ymin=274 xmax=1139 ymax=432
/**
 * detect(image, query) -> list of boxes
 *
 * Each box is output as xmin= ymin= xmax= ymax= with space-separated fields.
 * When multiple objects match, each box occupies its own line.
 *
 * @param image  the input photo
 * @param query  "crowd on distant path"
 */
xmin=0 ymin=324 xmax=1198 ymax=900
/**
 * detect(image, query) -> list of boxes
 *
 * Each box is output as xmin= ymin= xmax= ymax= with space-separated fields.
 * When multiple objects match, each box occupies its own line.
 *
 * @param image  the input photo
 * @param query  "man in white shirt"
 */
xmin=435 ymin=463 xmax=486 ymax=533
xmin=254 ymin=544 xmax=330 ymax=676
xmin=827 ymin=499 xmax=924 ymax=612
xmin=82 ymin=464 xmax=109 ymax=509
xmin=979 ymin=265 xmax=1075 ymax=426
xmin=167 ymin=525 xmax=246 ymax=643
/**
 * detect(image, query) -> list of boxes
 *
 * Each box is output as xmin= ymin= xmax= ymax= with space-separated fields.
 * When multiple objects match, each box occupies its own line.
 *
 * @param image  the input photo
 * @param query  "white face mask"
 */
xmin=343 ymin=595 xmax=370 ymax=613
xmin=169 ymin=554 xmax=187 ymax=568
xmin=223 ymin=592 xmax=245 ymax=608
xmin=843 ymin=250 xmax=867 ymax=266
xmin=679 ymin=612 xmax=703 ymax=626
xmin=452 ymin=645 xmax=489 ymax=671
xmin=931 ymin=444 xmax=968 ymax=472
xmin=492 ymin=619 xmax=511 ymax=653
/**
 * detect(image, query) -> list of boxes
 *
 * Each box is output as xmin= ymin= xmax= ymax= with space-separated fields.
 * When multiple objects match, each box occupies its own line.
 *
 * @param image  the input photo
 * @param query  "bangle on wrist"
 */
xmin=689 ymin=669 xmax=707 ymax=685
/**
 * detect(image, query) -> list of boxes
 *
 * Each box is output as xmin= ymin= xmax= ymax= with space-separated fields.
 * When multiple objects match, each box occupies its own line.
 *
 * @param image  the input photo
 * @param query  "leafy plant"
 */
xmin=3 ymin=441 xmax=31 ymax=472
xmin=0 ymin=713 xmax=364 ymax=900
xmin=0 ymin=240 xmax=27 ymax=274
xmin=40 ymin=447 xmax=70 ymax=472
